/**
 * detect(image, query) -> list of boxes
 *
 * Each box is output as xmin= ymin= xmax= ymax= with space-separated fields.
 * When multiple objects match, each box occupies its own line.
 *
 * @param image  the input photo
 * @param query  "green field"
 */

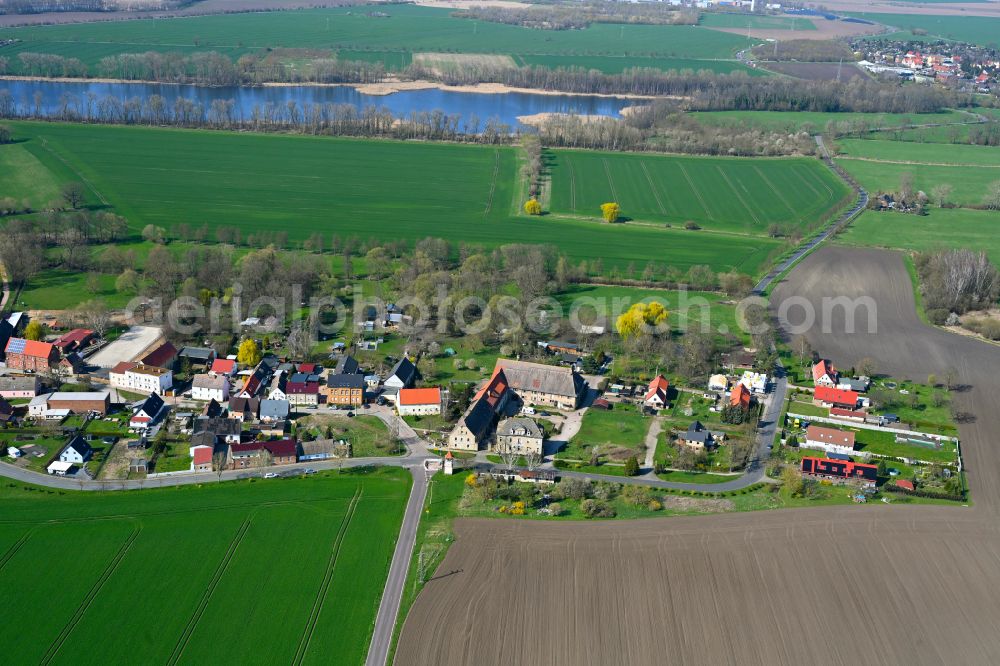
xmin=836 ymin=158 xmax=999 ymax=205
xmin=557 ymin=405 xmax=651 ymax=461
xmin=850 ymin=12 xmax=1000 ymax=46
xmin=5 ymin=121 xmax=805 ymax=276
xmin=0 ymin=142 xmax=63 ymax=209
xmin=837 ymin=208 xmax=1000 ymax=267
xmin=836 ymin=138 xmax=1000 ymax=166
xmin=519 ymin=54 xmax=762 ymax=75
xmin=548 ymin=148 xmax=851 ymax=234
xmin=0 ymin=468 xmax=409 ymax=665
xmin=690 ymin=109 xmax=974 ymax=133
xmin=699 ymin=12 xmax=816 ymax=31
xmin=0 ymin=5 xmax=753 ymax=73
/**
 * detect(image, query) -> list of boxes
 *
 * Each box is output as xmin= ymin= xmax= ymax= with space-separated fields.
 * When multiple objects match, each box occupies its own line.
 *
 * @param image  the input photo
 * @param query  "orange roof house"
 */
xmin=730 ymin=383 xmax=751 ymax=410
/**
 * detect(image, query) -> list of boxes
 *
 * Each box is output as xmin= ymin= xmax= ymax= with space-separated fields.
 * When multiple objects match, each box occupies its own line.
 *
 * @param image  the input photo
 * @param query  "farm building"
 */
xmin=643 ymin=375 xmax=669 ymax=409
xmin=285 ymin=373 xmax=321 ymax=407
xmin=494 ymin=358 xmax=586 ymax=410
xmin=448 ymin=368 xmax=511 ymax=451
xmin=46 ymin=391 xmax=111 ymax=415
xmin=5 ymin=338 xmax=57 ymax=372
xmin=52 ymin=328 xmax=94 ymax=354
xmin=397 ymin=387 xmax=442 ymax=416
xmin=801 ymin=456 xmax=877 ymax=488
xmin=804 ymin=425 xmax=857 ymax=456
xmin=385 ymin=357 xmax=417 ymax=390
xmin=141 ymin=341 xmax=179 ymax=369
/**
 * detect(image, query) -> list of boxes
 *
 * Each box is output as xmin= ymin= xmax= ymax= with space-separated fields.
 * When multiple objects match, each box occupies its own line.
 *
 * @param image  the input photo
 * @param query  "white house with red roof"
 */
xmin=209 ymin=358 xmax=237 ymax=377
xmin=643 ymin=375 xmax=669 ymax=409
xmin=397 ymin=387 xmax=443 ymax=416
xmin=812 ymin=359 xmax=838 ymax=388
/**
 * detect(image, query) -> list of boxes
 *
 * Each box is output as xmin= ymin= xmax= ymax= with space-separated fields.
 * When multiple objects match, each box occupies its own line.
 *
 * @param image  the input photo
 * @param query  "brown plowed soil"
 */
xmin=396 ymin=246 xmax=1000 ymax=665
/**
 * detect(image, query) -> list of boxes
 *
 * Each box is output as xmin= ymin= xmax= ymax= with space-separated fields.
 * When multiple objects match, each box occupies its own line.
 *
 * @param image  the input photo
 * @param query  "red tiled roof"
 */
xmin=192 ymin=447 xmax=214 ymax=465
xmin=894 ymin=479 xmax=915 ymax=491
xmin=142 ymin=341 xmax=177 ymax=368
xmin=399 ymin=387 xmax=442 ymax=406
xmin=286 ymin=381 xmax=319 ymax=395
xmin=296 ymin=363 xmax=318 ymax=373
xmin=5 ymin=338 xmax=55 ymax=359
xmin=814 ymin=386 xmax=859 ymax=406
xmin=53 ymin=328 xmax=93 ymax=349
xmin=210 ymin=358 xmax=236 ymax=374
xmin=474 ymin=367 xmax=509 ymax=407
xmin=830 ymin=407 xmax=868 ymax=419
xmin=812 ymin=359 xmax=836 ymax=383
xmin=730 ymin=383 xmax=751 ymax=409
xmin=644 ymin=375 xmax=669 ymax=401
xmin=111 ymin=361 xmax=138 ymax=374
xmin=263 ymin=439 xmax=297 ymax=458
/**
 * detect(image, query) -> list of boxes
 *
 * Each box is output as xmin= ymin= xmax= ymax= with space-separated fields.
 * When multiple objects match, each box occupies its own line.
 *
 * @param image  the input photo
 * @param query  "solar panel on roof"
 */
xmin=7 ymin=338 xmax=25 ymax=354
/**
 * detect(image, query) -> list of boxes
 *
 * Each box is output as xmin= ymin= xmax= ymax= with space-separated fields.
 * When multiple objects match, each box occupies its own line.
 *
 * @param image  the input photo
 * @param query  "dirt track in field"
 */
xmin=396 ymin=246 xmax=1000 ymax=665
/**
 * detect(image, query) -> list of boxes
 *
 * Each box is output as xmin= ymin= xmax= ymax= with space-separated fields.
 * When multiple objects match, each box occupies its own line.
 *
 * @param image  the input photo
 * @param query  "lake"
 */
xmin=0 ymin=78 xmax=634 ymax=129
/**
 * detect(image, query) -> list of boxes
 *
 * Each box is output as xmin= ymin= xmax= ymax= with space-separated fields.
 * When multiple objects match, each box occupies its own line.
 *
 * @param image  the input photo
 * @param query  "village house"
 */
xmin=708 ymin=374 xmax=729 ymax=392
xmin=739 ymin=371 xmax=768 ymax=395
xmin=801 ymin=456 xmax=877 ymax=488
xmin=396 ymin=387 xmax=442 ymax=416
xmin=4 ymin=338 xmax=57 ymax=372
xmin=194 ymin=416 xmax=242 ymax=445
xmin=545 ymin=340 xmax=580 ymax=356
xmin=227 ymin=438 xmax=297 ymax=469
xmin=228 ymin=396 xmax=260 ymax=422
xmin=333 ymin=355 xmax=360 ymax=376
xmin=812 ymin=359 xmax=839 ymax=388
xmin=235 ymin=364 xmax=270 ymax=399
xmin=131 ymin=393 xmax=166 ymax=430
xmin=495 ymin=417 xmax=544 ymax=456
xmin=837 ymin=377 xmax=870 ymax=393
xmin=325 ymin=373 xmax=365 ymax=407
xmin=58 ymin=435 xmax=92 ymax=464
xmin=448 ymin=367 xmax=512 ymax=451
xmin=803 ymin=425 xmax=857 ymax=456
xmin=730 ymin=383 xmax=752 ymax=411
xmin=494 ymin=358 xmax=586 ymax=410
xmin=679 ymin=421 xmax=713 ymax=449
xmin=191 ymin=446 xmax=214 ymax=472
xmin=46 ymin=390 xmax=111 ymax=415
xmin=259 ymin=398 xmax=290 ymax=424
xmin=285 ymin=372 xmax=321 ymax=407
xmin=384 ymin=357 xmax=417 ymax=390
xmin=209 ymin=358 xmax=237 ymax=377
xmin=814 ymin=386 xmax=860 ymax=410
xmin=110 ymin=362 xmax=173 ymax=395
xmin=192 ymin=373 xmax=229 ymax=402
xmin=178 ymin=346 xmax=215 ymax=368
xmin=0 ymin=375 xmax=40 ymax=399
xmin=643 ymin=375 xmax=669 ymax=409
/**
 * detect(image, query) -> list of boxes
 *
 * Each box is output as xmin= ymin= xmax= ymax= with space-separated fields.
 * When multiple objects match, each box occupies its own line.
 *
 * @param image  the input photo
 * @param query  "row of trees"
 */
xmin=451 ymin=3 xmax=697 ymax=30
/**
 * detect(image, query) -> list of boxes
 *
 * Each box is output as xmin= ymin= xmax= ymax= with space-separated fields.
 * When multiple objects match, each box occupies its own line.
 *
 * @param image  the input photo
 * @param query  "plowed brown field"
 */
xmin=397 ymin=246 xmax=1000 ymax=665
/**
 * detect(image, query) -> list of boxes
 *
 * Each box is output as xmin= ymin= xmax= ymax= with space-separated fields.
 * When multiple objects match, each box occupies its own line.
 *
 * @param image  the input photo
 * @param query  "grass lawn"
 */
xmin=0 ymin=142 xmax=63 ymax=209
xmin=655 ymin=469 xmax=736 ymax=484
xmin=554 ymin=284 xmax=746 ymax=343
xmin=547 ymin=148 xmax=850 ymax=239
xmin=689 ymin=109 xmax=970 ymax=133
xmin=837 ymin=208 xmax=1000 ymax=269
xmin=14 ymin=268 xmax=131 ymax=311
xmin=835 ymin=142 xmax=1000 ymax=206
xmin=0 ymin=467 xmax=410 ymax=665
xmin=5 ymin=121 xmax=787 ymax=277
xmin=557 ymin=404 xmax=650 ymax=461
xmin=0 ymin=5 xmax=752 ymax=68
xmin=297 ymin=414 xmax=402 ymax=457
xmin=403 ymin=413 xmax=453 ymax=432
xmin=854 ymin=428 xmax=958 ymax=464
xmin=152 ymin=439 xmax=192 ymax=473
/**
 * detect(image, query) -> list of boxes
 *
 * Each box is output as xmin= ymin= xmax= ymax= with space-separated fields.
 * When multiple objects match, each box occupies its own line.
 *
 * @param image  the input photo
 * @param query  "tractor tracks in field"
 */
xmin=40 ymin=524 xmax=142 ymax=666
xmin=0 ymin=528 xmax=34 ymax=572
xmin=292 ymin=486 xmax=364 ymax=666
xmin=640 ymin=161 xmax=667 ymax=216
xmin=483 ymin=149 xmax=499 ymax=218
xmin=166 ymin=516 xmax=253 ymax=666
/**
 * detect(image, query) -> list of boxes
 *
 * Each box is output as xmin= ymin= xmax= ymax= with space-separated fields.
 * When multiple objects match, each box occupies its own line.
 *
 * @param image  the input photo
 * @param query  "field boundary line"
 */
xmin=40 ymin=524 xmax=142 ymax=666
xmin=292 ymin=486 xmax=364 ymax=665
xmin=716 ymin=165 xmax=760 ymax=225
xmin=677 ymin=162 xmax=714 ymax=220
xmin=640 ymin=161 xmax=667 ymax=215
xmin=483 ymin=149 xmax=500 ymax=218
xmin=602 ymin=158 xmax=620 ymax=203
xmin=166 ymin=516 xmax=253 ymax=666
xmin=836 ymin=156 xmax=1000 ymax=168
xmin=0 ymin=528 xmax=34 ymax=571
xmin=752 ymin=165 xmax=797 ymax=216
xmin=36 ymin=136 xmax=110 ymax=207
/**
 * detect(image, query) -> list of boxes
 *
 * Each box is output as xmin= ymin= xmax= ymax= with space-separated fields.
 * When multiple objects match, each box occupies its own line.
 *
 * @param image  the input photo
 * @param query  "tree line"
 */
xmin=451 ymin=3 xmax=697 ymax=30
xmin=914 ymin=249 xmax=1000 ymax=324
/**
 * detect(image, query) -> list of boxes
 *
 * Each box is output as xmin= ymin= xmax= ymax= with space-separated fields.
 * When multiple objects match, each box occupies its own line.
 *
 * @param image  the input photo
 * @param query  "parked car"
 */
xmin=303 ymin=468 xmax=317 ymax=475
xmin=264 ymin=472 xmax=279 ymax=479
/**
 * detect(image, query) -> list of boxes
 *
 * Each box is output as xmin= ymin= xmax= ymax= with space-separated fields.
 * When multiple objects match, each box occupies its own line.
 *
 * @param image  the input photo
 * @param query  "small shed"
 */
xmin=128 ymin=458 xmax=148 ymax=474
